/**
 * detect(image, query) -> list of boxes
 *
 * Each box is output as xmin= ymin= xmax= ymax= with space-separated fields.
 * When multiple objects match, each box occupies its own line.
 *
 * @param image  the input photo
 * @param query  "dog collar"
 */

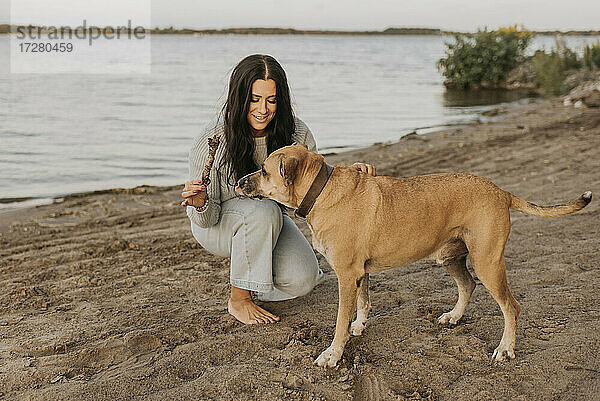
xmin=295 ymin=161 xmax=334 ymax=219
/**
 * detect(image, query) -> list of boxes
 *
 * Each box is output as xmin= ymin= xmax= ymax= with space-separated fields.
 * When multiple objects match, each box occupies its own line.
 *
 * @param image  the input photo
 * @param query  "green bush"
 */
xmin=437 ymin=25 xmax=532 ymax=89
xmin=532 ymin=51 xmax=566 ymax=95
xmin=583 ymin=42 xmax=600 ymax=69
xmin=532 ymin=39 xmax=582 ymax=95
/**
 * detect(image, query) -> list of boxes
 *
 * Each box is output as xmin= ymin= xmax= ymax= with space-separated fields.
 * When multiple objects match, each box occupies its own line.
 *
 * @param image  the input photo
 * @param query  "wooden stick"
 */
xmin=182 ymin=135 xmax=220 ymax=208
xmin=201 ymin=135 xmax=221 ymax=186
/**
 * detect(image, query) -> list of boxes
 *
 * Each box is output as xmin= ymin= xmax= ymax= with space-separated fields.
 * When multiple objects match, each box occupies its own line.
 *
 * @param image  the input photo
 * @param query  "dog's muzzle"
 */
xmin=236 ymin=176 xmax=264 ymax=199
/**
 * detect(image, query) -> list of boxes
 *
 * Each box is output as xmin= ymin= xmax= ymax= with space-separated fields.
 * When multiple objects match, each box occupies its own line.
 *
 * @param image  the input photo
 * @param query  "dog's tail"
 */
xmin=508 ymin=191 xmax=592 ymax=217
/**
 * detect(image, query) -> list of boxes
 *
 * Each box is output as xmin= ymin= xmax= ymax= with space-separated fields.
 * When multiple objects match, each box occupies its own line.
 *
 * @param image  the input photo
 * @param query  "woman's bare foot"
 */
xmin=227 ymin=286 xmax=280 ymax=324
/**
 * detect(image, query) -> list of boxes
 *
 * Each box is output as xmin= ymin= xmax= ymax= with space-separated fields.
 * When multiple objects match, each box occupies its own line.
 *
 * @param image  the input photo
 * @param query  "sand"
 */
xmin=1 ymin=97 xmax=599 ymax=401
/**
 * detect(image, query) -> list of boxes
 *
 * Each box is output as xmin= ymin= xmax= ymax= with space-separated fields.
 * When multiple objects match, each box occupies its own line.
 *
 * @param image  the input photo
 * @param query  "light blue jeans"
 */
xmin=191 ymin=197 xmax=323 ymax=301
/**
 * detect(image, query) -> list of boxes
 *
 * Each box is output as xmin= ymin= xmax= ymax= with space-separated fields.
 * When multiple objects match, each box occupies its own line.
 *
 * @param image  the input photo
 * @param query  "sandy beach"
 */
xmin=1 ymin=97 xmax=599 ymax=400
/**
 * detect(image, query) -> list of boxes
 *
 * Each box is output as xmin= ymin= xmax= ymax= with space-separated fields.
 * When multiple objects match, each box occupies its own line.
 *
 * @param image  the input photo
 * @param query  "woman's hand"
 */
xmin=351 ymin=162 xmax=376 ymax=176
xmin=181 ymin=180 xmax=207 ymax=208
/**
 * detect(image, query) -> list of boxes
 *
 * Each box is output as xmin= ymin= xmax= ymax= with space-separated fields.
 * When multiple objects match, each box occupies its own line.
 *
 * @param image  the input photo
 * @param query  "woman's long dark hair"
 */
xmin=219 ymin=54 xmax=296 ymax=185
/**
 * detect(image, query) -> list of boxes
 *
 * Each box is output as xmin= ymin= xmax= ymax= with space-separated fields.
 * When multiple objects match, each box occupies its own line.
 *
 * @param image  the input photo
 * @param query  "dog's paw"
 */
xmin=314 ymin=346 xmax=343 ymax=368
xmin=491 ymin=342 xmax=515 ymax=362
xmin=437 ymin=311 xmax=462 ymax=325
xmin=350 ymin=319 xmax=366 ymax=336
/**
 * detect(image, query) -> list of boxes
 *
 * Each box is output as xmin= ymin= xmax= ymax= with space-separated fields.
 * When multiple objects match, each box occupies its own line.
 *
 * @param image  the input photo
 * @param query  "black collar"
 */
xmin=295 ymin=161 xmax=334 ymax=218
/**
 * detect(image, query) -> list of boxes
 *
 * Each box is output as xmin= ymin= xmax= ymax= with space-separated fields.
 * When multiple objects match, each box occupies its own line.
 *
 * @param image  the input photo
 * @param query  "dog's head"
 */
xmin=235 ymin=143 xmax=324 ymax=208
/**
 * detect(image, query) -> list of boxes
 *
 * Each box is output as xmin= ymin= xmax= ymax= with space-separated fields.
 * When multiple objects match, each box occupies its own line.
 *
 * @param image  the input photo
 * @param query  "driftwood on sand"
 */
xmin=564 ymin=81 xmax=600 ymax=108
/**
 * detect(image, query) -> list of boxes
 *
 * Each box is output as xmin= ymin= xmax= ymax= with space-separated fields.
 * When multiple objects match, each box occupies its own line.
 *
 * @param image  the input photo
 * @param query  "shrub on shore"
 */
xmin=440 ymin=27 xmax=600 ymax=96
xmin=583 ymin=42 xmax=600 ymax=70
xmin=532 ymin=39 xmax=584 ymax=95
xmin=437 ymin=25 xmax=532 ymax=89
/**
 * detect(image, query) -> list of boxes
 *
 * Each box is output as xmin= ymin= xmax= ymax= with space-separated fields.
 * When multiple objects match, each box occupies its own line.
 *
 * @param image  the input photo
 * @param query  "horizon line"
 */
xmin=2 ymin=24 xmax=600 ymax=36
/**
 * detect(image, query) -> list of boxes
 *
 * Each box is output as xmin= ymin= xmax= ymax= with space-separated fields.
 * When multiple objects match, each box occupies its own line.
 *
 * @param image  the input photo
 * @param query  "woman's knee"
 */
xmin=273 ymin=253 xmax=320 ymax=297
xmin=190 ymin=221 xmax=231 ymax=258
xmin=244 ymin=200 xmax=283 ymax=231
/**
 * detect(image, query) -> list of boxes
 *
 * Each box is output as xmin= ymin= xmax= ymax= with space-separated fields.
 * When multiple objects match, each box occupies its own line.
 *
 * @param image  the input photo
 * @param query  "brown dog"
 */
xmin=236 ymin=144 xmax=592 ymax=367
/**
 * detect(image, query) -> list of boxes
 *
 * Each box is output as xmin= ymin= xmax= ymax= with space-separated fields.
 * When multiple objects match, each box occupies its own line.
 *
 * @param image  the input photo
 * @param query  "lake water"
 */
xmin=1 ymin=34 xmax=599 ymax=209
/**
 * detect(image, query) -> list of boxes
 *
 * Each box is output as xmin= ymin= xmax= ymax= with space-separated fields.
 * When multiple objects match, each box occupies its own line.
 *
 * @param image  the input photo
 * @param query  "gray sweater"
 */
xmin=186 ymin=117 xmax=318 ymax=228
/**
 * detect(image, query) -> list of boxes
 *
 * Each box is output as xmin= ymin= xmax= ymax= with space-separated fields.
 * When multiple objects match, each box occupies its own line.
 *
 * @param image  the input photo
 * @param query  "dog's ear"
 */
xmin=291 ymin=141 xmax=308 ymax=149
xmin=279 ymin=156 xmax=299 ymax=187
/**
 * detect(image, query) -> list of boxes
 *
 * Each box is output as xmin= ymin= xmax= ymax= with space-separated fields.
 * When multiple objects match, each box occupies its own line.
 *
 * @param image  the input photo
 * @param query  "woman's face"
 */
xmin=247 ymin=79 xmax=277 ymax=133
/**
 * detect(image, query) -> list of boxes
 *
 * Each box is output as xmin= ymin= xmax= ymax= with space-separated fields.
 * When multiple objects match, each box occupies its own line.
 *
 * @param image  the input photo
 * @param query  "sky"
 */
xmin=1 ymin=0 xmax=599 ymax=32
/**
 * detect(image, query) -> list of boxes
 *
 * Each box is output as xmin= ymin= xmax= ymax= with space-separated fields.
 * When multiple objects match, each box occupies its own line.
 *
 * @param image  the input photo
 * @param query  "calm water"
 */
xmin=1 ymin=34 xmax=599 ymax=208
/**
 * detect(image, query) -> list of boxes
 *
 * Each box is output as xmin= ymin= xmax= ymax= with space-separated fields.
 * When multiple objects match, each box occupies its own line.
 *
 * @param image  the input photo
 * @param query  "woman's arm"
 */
xmin=294 ymin=117 xmax=375 ymax=176
xmin=294 ymin=117 xmax=318 ymax=153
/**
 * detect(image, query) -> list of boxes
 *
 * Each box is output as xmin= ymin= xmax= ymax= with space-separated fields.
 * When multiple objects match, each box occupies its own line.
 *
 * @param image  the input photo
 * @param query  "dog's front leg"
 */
xmin=315 ymin=274 xmax=361 ymax=368
xmin=351 ymin=273 xmax=370 ymax=336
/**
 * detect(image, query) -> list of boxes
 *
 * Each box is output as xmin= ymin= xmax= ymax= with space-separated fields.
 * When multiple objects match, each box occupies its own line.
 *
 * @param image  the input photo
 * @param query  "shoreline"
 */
xmin=0 ymin=96 xmax=530 ymax=216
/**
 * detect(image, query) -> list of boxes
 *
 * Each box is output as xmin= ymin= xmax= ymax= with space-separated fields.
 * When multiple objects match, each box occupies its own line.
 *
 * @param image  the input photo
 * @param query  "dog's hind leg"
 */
xmin=351 ymin=273 xmax=370 ymax=336
xmin=438 ymin=254 xmax=475 ymax=325
xmin=473 ymin=253 xmax=520 ymax=362
xmin=467 ymin=221 xmax=520 ymax=362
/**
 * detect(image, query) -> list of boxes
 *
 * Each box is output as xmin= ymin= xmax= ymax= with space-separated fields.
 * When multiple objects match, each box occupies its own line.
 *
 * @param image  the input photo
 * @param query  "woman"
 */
xmin=181 ymin=54 xmax=375 ymax=325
